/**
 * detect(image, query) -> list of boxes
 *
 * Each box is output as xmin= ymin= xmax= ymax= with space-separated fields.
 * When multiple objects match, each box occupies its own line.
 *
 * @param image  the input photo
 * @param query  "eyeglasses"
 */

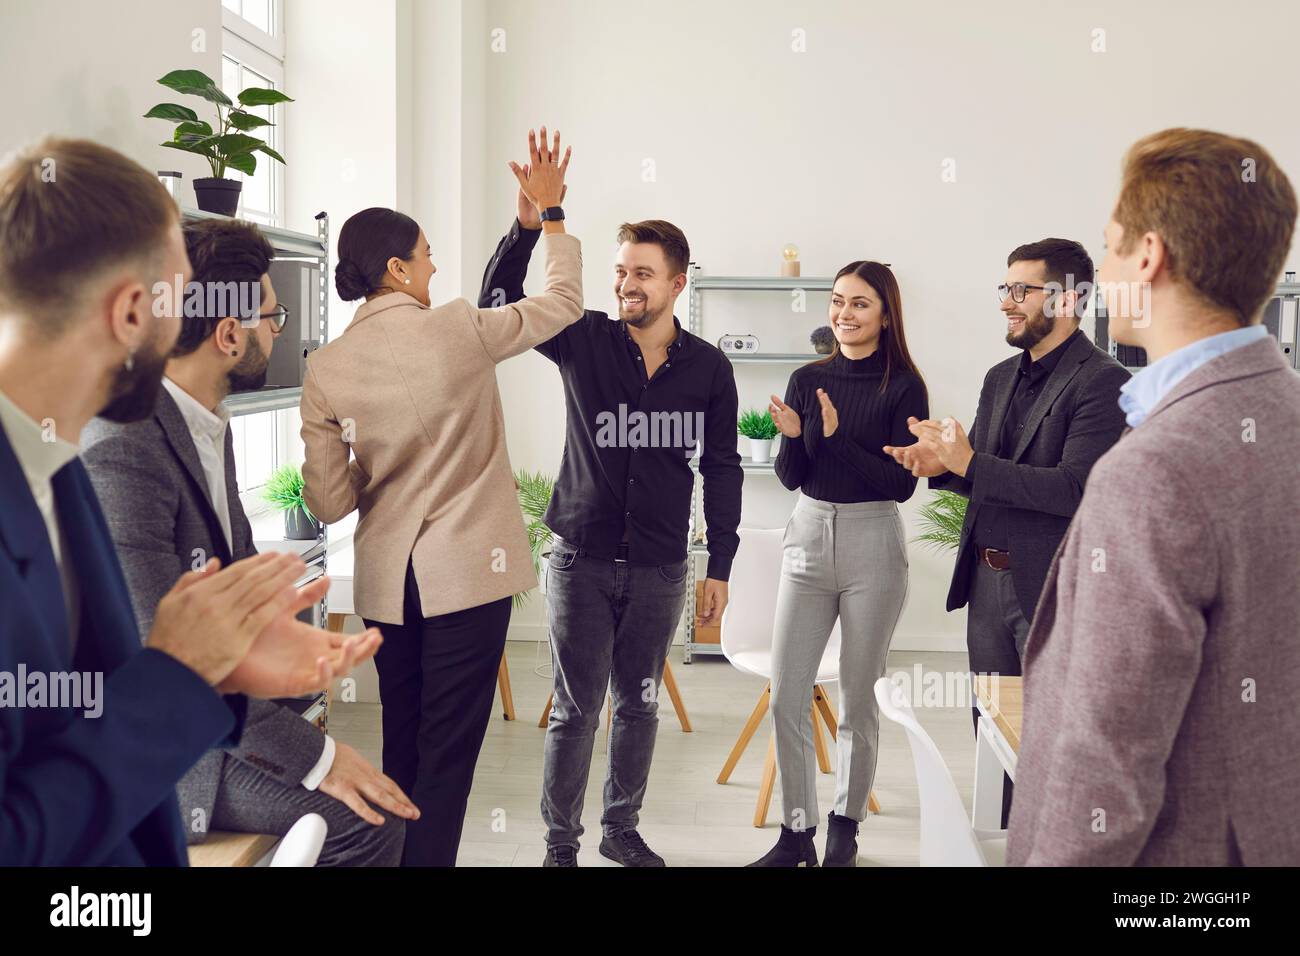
xmin=242 ymin=305 xmax=290 ymax=332
xmin=997 ymin=283 xmax=1049 ymax=304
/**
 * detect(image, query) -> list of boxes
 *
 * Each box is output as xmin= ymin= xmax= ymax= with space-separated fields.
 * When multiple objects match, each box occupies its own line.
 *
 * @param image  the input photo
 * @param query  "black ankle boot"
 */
xmin=824 ymin=812 xmax=859 ymax=867
xmin=746 ymin=825 xmax=819 ymax=867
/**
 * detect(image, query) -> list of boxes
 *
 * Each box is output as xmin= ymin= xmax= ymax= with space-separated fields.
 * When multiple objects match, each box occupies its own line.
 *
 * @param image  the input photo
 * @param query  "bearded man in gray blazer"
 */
xmin=83 ymin=218 xmax=415 ymax=865
xmin=1005 ymin=127 xmax=1300 ymax=865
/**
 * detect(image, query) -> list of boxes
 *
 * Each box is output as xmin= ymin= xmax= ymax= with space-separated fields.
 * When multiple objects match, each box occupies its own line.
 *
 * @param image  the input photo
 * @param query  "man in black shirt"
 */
xmin=884 ymin=238 xmax=1129 ymax=825
xmin=479 ymin=192 xmax=742 ymax=867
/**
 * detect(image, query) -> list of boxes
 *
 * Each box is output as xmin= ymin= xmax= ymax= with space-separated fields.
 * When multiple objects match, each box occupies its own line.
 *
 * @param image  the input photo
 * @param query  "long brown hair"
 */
xmin=813 ymin=260 xmax=926 ymax=397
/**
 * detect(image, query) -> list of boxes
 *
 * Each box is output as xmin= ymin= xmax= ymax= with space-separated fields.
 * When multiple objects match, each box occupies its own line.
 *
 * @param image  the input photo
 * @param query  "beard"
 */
xmin=618 ymin=295 xmax=664 ymax=329
xmin=226 ymin=333 xmax=270 ymax=393
xmin=1006 ymin=303 xmax=1055 ymax=351
xmin=99 ymin=327 xmax=170 ymax=423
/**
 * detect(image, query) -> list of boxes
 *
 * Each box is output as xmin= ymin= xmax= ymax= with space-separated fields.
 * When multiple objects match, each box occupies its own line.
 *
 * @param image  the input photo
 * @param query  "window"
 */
xmin=221 ymin=0 xmax=285 ymax=227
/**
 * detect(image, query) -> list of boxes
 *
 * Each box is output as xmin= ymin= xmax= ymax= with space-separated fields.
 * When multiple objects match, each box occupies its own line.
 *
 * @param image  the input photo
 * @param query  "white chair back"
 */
xmin=873 ymin=677 xmax=999 ymax=866
xmin=720 ymin=526 xmax=839 ymax=682
xmin=268 ymin=813 xmax=328 ymax=867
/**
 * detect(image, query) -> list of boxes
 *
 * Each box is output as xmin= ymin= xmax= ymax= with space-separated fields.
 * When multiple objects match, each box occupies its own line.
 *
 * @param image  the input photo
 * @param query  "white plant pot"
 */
xmin=749 ymin=437 xmax=773 ymax=463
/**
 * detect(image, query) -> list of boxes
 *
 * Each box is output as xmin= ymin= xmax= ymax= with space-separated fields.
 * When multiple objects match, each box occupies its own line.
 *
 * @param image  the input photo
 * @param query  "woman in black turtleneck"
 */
xmin=748 ymin=261 xmax=928 ymax=868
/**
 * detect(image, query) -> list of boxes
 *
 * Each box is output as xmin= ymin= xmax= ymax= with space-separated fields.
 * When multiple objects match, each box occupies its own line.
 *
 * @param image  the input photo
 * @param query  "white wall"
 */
xmin=0 ymin=0 xmax=222 ymax=182
xmin=448 ymin=0 xmax=1300 ymax=650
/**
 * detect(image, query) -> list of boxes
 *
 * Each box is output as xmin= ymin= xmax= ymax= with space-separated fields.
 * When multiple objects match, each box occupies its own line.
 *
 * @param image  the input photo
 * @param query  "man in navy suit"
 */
xmin=0 ymin=137 xmax=383 ymax=865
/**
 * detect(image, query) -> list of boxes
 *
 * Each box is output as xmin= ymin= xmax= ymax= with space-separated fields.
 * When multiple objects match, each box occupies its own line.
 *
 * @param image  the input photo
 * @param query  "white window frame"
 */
xmin=221 ymin=3 xmax=286 ymax=228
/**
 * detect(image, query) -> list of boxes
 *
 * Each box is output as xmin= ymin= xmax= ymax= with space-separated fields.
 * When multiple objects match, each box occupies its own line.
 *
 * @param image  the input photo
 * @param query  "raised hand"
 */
xmin=508 ymin=126 xmax=571 ymax=215
xmin=816 ymin=388 xmax=839 ymax=437
xmin=515 ymin=163 xmax=568 ymax=230
xmin=768 ymin=393 xmax=802 ymax=438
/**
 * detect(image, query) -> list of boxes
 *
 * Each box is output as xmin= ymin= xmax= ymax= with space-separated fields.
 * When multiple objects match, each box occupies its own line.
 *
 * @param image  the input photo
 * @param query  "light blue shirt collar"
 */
xmin=1118 ymin=325 xmax=1267 ymax=428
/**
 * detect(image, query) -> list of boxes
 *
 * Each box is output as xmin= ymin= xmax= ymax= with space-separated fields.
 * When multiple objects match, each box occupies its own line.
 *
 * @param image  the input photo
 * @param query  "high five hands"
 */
xmin=509 ymin=126 xmax=570 ymax=229
xmin=883 ymin=416 xmax=975 ymax=478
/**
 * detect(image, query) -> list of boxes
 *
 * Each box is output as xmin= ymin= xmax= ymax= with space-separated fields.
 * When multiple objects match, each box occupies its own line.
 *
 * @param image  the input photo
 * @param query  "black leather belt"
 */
xmin=979 ymin=547 xmax=1011 ymax=571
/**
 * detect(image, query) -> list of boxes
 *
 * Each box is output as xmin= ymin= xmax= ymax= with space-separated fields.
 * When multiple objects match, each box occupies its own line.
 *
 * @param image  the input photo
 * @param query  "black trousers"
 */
xmin=364 ymin=559 xmax=510 ymax=866
xmin=966 ymin=561 xmax=1030 ymax=830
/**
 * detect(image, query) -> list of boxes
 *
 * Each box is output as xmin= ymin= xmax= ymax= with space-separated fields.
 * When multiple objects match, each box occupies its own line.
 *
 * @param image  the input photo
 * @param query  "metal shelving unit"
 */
xmin=682 ymin=264 xmax=832 ymax=662
xmin=179 ymin=206 xmax=332 ymax=725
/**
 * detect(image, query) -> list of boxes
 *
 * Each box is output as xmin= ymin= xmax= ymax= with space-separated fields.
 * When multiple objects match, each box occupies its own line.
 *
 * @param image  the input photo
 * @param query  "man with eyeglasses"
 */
xmin=82 ymin=218 xmax=415 ymax=865
xmin=884 ymin=238 xmax=1129 ymax=826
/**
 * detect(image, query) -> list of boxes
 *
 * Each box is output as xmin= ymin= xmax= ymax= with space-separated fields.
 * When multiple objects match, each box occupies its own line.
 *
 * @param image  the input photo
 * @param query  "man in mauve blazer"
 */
xmin=1009 ymin=126 xmax=1300 ymax=865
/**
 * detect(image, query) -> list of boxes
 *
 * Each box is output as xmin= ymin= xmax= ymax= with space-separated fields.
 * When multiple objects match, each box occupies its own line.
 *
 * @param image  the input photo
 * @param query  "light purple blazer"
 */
xmin=1009 ymin=336 xmax=1300 ymax=866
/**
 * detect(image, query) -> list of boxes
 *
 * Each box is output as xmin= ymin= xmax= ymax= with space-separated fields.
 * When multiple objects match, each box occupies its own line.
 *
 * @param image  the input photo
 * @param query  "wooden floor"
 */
xmin=329 ymin=642 xmax=978 ymax=867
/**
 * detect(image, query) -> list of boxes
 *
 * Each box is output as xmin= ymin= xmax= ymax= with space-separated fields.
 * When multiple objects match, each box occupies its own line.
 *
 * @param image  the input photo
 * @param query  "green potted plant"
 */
xmin=261 ymin=463 xmax=320 ymax=541
xmin=515 ymin=469 xmax=556 ymax=608
xmin=145 ymin=69 xmax=292 ymax=216
xmin=914 ymin=490 xmax=968 ymax=552
xmin=737 ymin=407 xmax=779 ymax=463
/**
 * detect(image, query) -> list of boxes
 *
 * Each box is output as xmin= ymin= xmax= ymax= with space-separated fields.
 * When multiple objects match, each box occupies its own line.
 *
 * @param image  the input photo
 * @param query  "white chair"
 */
xmin=266 ymin=813 xmax=329 ymax=867
xmin=873 ymin=677 xmax=1006 ymax=866
xmin=716 ymin=527 xmax=879 ymax=826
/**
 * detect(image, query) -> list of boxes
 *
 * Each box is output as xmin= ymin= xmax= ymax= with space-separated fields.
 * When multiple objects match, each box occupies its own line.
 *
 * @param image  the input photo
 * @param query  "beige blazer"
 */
xmin=1008 ymin=336 xmax=1300 ymax=865
xmin=300 ymin=232 xmax=582 ymax=624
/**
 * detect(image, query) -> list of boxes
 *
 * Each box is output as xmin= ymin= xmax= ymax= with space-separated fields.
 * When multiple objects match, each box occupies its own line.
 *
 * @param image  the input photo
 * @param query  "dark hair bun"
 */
xmin=335 ymin=256 xmax=372 ymax=301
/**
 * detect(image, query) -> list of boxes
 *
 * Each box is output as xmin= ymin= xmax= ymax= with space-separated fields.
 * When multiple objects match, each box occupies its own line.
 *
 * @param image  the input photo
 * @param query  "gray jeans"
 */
xmin=770 ymin=496 xmax=909 ymax=829
xmin=540 ymin=536 xmax=689 ymax=850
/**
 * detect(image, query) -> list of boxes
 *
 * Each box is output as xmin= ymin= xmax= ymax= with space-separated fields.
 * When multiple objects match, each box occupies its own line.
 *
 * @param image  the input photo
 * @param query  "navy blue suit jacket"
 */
xmin=0 ymin=421 xmax=246 ymax=865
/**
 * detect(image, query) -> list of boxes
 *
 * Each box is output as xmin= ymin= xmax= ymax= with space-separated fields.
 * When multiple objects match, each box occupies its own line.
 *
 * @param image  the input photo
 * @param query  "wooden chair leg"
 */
xmin=660 ymin=661 xmax=692 ymax=732
xmin=868 ymin=791 xmax=881 ymax=814
xmin=538 ymin=693 xmax=553 ymax=728
xmin=753 ymin=733 xmax=777 ymax=828
xmin=718 ymin=683 xmax=770 ymax=784
xmin=811 ymin=699 xmax=832 ymax=773
xmin=497 ymin=654 xmax=516 ymax=721
xmin=326 ymin=612 xmax=348 ymax=633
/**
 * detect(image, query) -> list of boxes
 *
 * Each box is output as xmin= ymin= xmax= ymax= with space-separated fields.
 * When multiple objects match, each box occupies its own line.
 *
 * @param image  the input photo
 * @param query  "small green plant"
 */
xmin=260 ymin=463 xmax=314 ymax=521
xmin=515 ymin=469 xmax=556 ymax=608
xmin=913 ymin=490 xmax=968 ymax=553
xmin=737 ymin=408 xmax=778 ymax=440
xmin=145 ymin=69 xmax=292 ymax=179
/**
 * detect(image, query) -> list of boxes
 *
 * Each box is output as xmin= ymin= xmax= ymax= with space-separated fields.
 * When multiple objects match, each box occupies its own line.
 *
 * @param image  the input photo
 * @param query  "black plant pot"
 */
xmin=284 ymin=506 xmax=321 ymax=541
xmin=193 ymin=177 xmax=242 ymax=216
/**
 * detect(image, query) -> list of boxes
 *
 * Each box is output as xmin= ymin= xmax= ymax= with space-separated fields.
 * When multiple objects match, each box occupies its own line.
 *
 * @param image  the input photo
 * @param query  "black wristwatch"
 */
xmin=539 ymin=206 xmax=565 ymax=222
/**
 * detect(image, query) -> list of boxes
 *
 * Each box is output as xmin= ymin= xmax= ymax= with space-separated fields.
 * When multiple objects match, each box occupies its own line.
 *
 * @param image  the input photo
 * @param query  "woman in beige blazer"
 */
xmin=300 ymin=130 xmax=578 ymax=866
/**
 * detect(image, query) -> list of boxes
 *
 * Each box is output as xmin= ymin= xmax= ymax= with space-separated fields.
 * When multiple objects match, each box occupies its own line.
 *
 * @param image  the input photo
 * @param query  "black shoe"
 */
xmin=599 ymin=829 xmax=666 ymax=867
xmin=746 ymin=825 xmax=820 ymax=867
xmin=544 ymin=845 xmax=579 ymax=867
xmin=824 ymin=812 xmax=859 ymax=867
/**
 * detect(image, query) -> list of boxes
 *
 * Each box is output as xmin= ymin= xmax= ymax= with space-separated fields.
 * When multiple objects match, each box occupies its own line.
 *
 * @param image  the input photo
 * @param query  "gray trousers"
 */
xmin=540 ymin=536 xmax=689 ymax=849
xmin=770 ymin=496 xmax=909 ymax=829
xmin=207 ymin=755 xmax=406 ymax=866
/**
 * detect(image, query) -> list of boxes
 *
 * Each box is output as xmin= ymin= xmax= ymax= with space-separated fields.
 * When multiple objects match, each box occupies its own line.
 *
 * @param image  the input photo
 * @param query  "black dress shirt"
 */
xmin=969 ymin=328 xmax=1082 ymax=550
xmin=774 ymin=349 xmax=929 ymax=502
xmin=479 ymin=220 xmax=743 ymax=580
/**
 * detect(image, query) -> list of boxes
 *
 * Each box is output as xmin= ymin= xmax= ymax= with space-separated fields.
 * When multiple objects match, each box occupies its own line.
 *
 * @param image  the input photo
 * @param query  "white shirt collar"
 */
xmin=0 ymin=387 xmax=80 ymax=486
xmin=161 ymin=376 xmax=230 ymax=442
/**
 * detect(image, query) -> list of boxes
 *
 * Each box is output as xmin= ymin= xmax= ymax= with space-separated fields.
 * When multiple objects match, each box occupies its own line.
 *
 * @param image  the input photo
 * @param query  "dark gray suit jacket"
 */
xmin=82 ymin=388 xmax=325 ymax=843
xmin=931 ymin=331 xmax=1131 ymax=621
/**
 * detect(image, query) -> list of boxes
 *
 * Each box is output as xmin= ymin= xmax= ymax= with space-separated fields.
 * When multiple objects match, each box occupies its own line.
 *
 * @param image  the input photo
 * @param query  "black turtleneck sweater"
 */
xmin=774 ymin=349 xmax=929 ymax=503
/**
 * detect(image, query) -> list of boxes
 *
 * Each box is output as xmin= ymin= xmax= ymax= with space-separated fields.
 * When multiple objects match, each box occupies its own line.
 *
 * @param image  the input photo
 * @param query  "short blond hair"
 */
xmin=0 ymin=137 xmax=178 ymax=334
xmin=1114 ymin=128 xmax=1297 ymax=324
